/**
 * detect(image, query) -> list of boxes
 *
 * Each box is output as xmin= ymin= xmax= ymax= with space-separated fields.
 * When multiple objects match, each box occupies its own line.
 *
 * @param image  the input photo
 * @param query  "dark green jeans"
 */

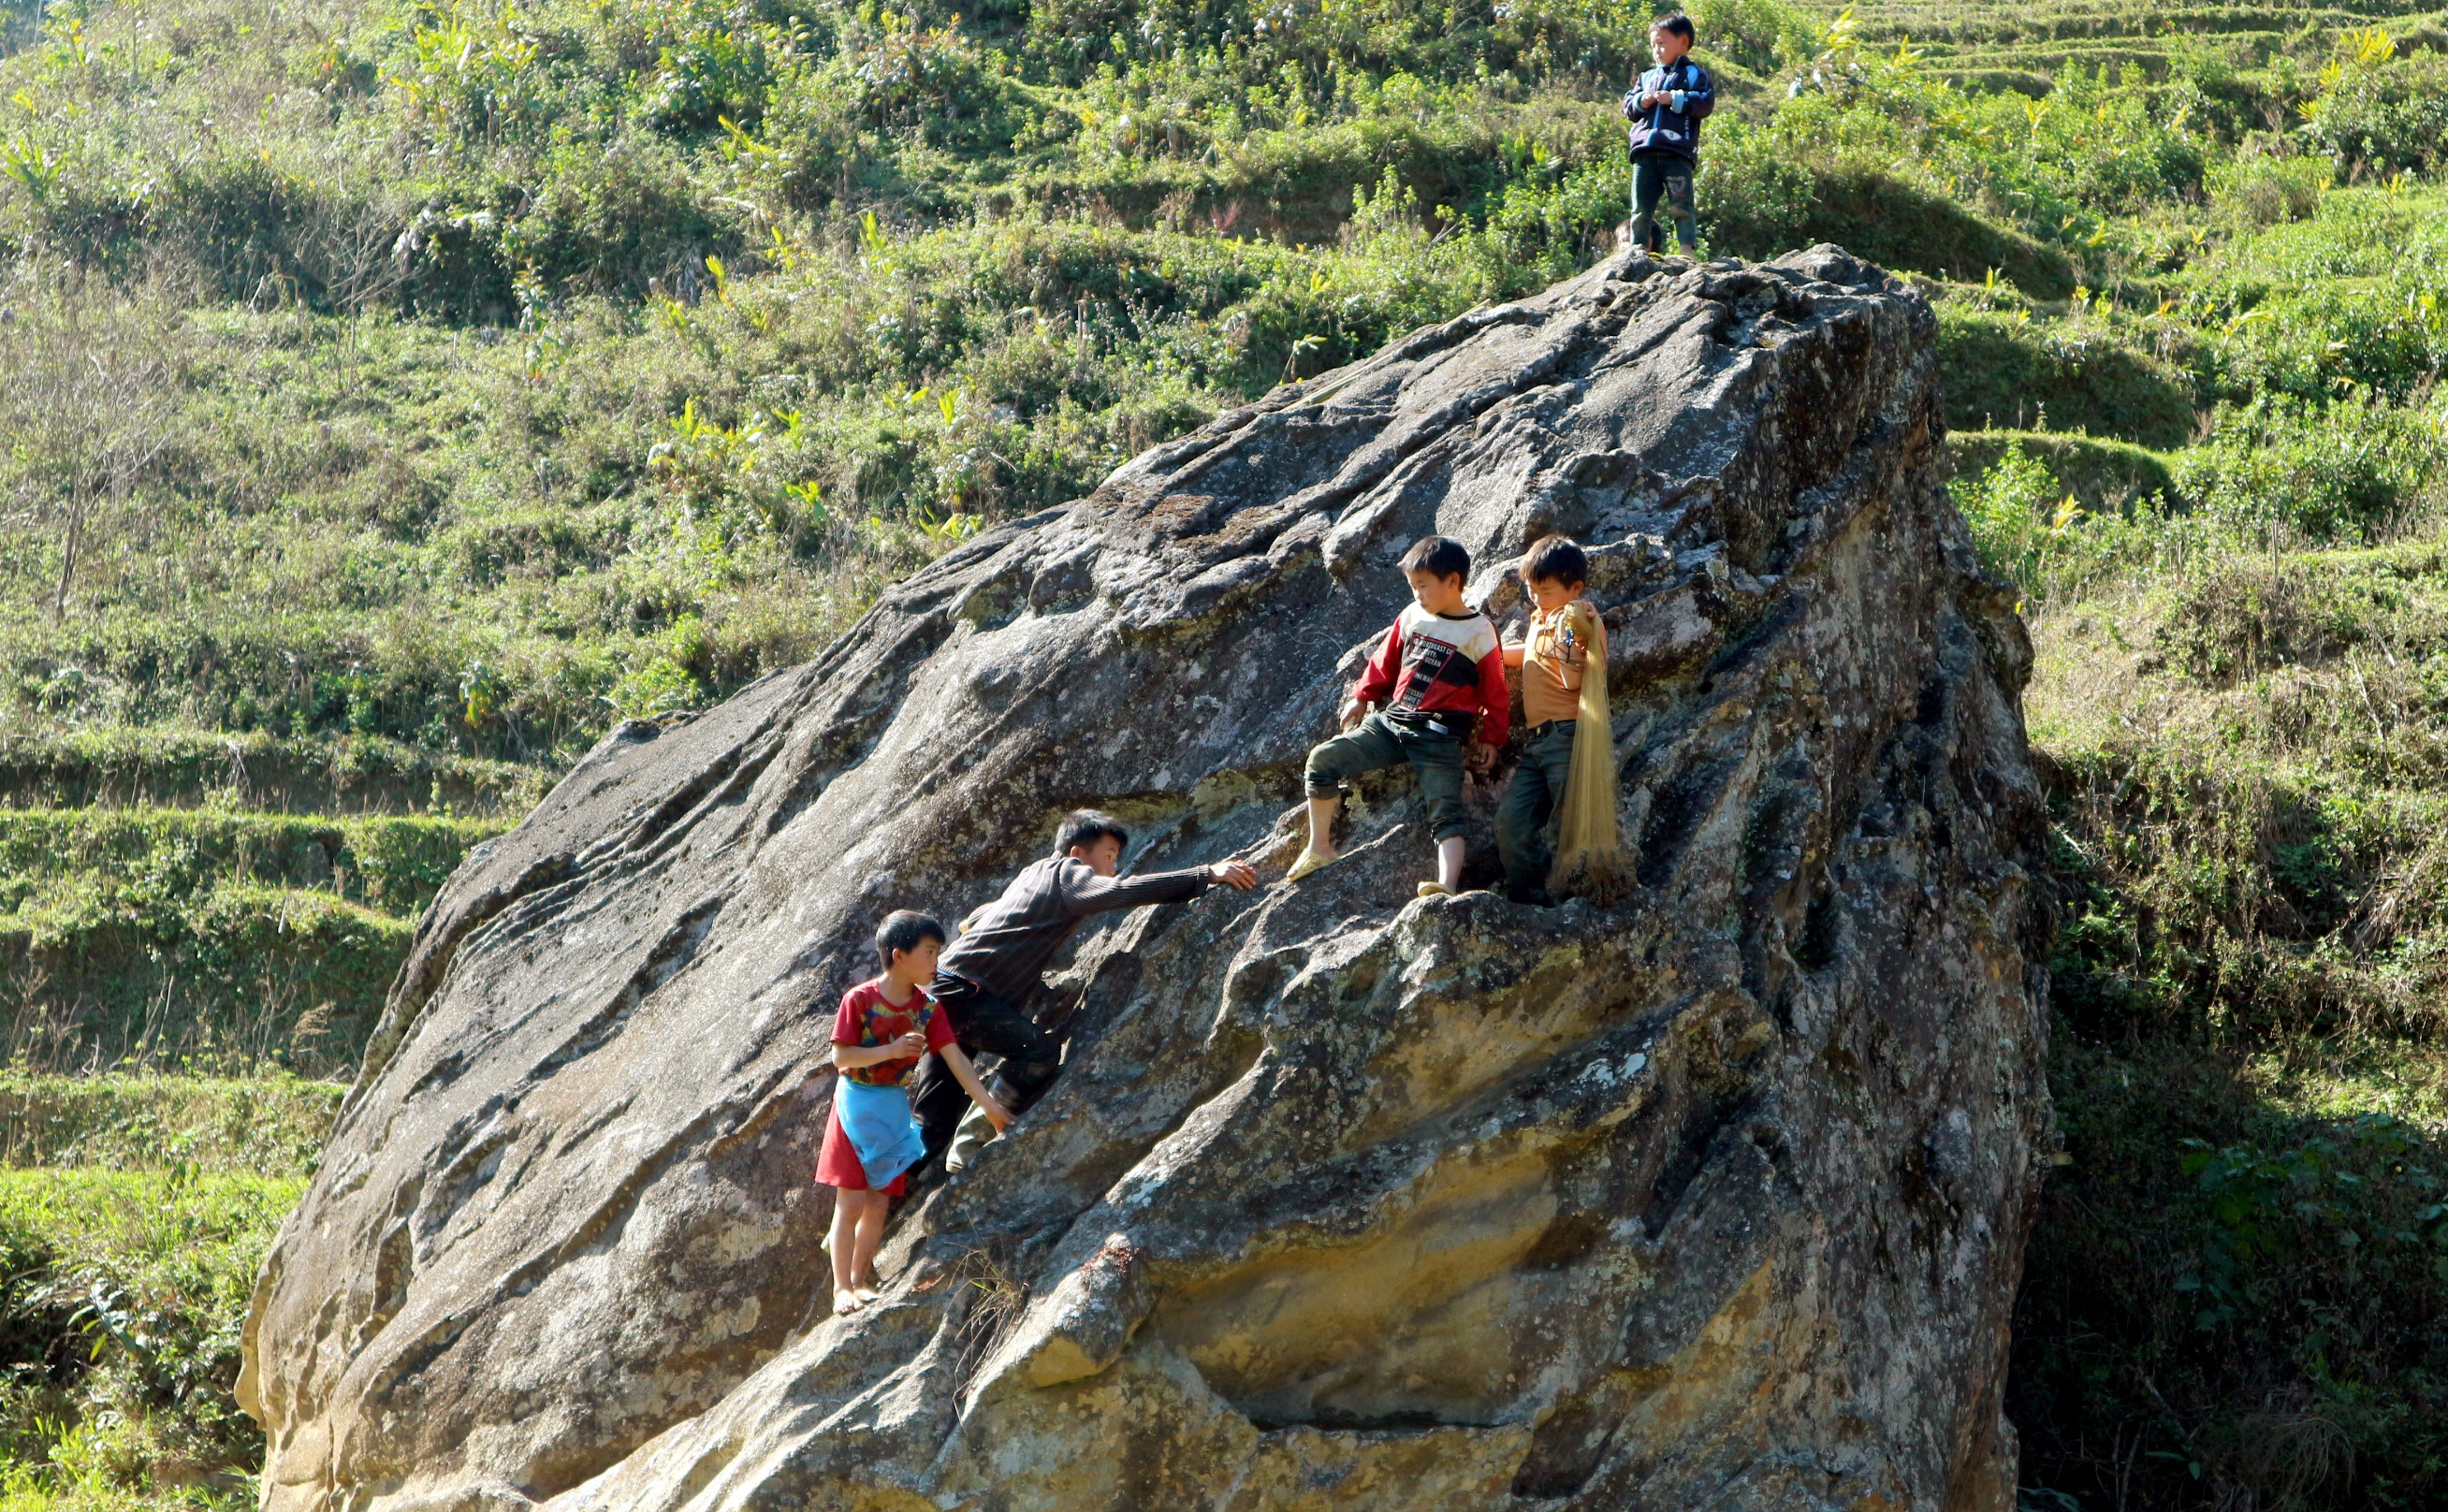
xmin=1631 ymin=151 xmax=1698 ymax=254
xmin=1305 ymin=712 xmax=1468 ymax=840
xmin=1497 ymin=720 xmax=1579 ymax=899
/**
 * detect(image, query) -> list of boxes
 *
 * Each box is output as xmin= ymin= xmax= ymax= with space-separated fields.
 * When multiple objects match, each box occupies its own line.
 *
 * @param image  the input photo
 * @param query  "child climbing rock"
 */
xmin=910 ymin=813 xmax=1258 ymax=1176
xmin=1291 ymin=535 xmax=1509 ymax=896
xmin=819 ymin=910 xmax=1008 ymax=1314
xmin=1497 ymin=535 xmax=1627 ymax=903
xmin=1621 ymin=12 xmax=1714 ymax=255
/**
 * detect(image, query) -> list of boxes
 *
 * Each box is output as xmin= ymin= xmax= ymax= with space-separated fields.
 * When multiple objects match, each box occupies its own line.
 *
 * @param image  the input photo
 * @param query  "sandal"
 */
xmin=1287 ymin=847 xmax=1339 ymax=881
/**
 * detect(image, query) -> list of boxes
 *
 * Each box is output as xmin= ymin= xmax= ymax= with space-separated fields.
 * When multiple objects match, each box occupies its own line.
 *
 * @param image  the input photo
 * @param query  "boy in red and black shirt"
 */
xmin=1290 ymin=536 xmax=1509 ymax=897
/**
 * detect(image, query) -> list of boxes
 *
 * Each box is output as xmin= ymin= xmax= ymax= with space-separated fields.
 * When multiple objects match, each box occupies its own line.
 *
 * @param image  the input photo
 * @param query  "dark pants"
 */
xmin=1305 ymin=711 xmax=1469 ymax=840
xmin=909 ymin=972 xmax=1063 ymax=1167
xmin=1632 ymin=151 xmax=1697 ymax=253
xmin=1497 ymin=720 xmax=1579 ymax=901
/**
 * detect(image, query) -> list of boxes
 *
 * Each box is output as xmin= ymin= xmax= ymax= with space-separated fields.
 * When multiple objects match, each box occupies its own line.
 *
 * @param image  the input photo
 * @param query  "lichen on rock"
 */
xmin=241 ymin=245 xmax=2052 ymax=1512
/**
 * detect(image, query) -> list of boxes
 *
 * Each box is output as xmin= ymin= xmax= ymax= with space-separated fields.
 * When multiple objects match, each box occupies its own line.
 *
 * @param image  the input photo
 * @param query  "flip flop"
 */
xmin=1417 ymin=880 xmax=1455 ymax=898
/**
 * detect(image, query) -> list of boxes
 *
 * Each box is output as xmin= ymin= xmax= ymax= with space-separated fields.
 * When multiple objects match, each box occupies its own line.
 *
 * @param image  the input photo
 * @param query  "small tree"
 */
xmin=2 ymin=263 xmax=187 ymax=621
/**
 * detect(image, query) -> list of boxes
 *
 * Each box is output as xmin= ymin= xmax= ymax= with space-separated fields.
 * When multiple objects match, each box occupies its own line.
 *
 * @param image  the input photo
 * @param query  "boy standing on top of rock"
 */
xmin=1621 ymin=12 xmax=1714 ymax=256
xmin=1291 ymin=535 xmax=1509 ymax=897
xmin=1498 ymin=536 xmax=1610 ymax=904
xmin=819 ymin=910 xmax=1009 ymax=1314
xmin=911 ymin=811 xmax=1259 ymax=1175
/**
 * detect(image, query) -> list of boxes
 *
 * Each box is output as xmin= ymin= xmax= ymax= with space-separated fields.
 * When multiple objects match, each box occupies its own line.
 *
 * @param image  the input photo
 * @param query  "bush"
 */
xmin=0 ymin=1073 xmax=340 ymax=1175
xmin=2301 ymin=33 xmax=2448 ymax=180
xmin=2174 ymin=399 xmax=2444 ymax=544
xmin=0 ymin=1169 xmax=302 ymax=1502
xmin=2213 ymin=151 xmax=2330 ymax=229
xmin=2017 ymin=1043 xmax=2448 ymax=1511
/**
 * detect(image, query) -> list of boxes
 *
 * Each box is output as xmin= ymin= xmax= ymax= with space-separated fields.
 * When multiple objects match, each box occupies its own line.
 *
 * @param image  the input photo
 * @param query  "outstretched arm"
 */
xmin=1056 ymin=855 xmax=1257 ymax=915
xmin=939 ymin=1042 xmax=1013 ymax=1131
xmin=1057 ymin=862 xmax=1214 ymax=917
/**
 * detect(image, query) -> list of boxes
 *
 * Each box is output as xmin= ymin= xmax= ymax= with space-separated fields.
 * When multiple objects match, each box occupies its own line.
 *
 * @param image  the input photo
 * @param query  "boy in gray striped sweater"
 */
xmin=909 ymin=810 xmax=1257 ymax=1172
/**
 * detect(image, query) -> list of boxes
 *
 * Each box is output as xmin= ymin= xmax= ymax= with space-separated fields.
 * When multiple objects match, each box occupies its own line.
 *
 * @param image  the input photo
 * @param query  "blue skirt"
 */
xmin=832 ymin=1078 xmax=925 ymax=1190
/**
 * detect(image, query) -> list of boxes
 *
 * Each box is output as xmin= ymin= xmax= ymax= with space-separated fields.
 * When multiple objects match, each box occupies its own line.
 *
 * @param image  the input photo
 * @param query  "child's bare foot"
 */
xmin=854 ymin=1286 xmax=882 ymax=1304
xmin=832 ymin=1288 xmax=867 ymax=1316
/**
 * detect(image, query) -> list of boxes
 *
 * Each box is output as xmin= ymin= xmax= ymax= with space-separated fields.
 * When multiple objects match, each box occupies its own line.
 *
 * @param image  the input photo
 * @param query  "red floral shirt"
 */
xmin=831 ymin=980 xmax=953 ymax=1087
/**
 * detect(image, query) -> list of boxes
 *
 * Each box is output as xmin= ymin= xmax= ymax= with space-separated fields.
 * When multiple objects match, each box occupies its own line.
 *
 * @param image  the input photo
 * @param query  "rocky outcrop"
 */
xmin=241 ymin=245 xmax=2052 ymax=1512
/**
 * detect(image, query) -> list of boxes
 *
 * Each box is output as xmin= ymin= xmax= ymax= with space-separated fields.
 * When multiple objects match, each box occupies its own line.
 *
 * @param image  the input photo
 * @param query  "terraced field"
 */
xmin=0 ymin=732 xmax=532 ymax=1078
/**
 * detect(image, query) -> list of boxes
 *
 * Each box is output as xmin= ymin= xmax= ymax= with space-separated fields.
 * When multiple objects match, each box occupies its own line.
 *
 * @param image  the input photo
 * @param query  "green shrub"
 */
xmin=1948 ymin=429 xmax=2177 ymax=516
xmin=0 ymin=1169 xmax=301 ymax=1503
xmin=2173 ymin=398 xmax=2445 ymax=543
xmin=2017 ymin=1043 xmax=2448 ymax=1511
xmin=2011 ymin=539 xmax=2448 ymax=1507
xmin=2212 ymin=150 xmax=2329 ymax=229
xmin=0 ymin=883 xmax=412 ymax=1075
xmin=2301 ymin=32 xmax=2448 ymax=179
xmin=0 ymin=806 xmax=490 ymax=926
xmin=2200 ymin=273 xmax=2448 ymax=407
xmin=0 ymin=1073 xmax=339 ymax=1177
xmin=0 ymin=730 xmax=544 ymax=818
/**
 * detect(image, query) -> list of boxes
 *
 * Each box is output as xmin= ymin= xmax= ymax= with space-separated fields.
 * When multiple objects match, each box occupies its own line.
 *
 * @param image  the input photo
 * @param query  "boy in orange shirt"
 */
xmin=819 ymin=910 xmax=1008 ymax=1314
xmin=1498 ymin=536 xmax=1609 ymax=903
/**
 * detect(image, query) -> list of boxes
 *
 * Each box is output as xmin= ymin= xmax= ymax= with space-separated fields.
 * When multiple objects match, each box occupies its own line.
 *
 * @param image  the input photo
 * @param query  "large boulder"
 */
xmin=241 ymin=246 xmax=2051 ymax=1512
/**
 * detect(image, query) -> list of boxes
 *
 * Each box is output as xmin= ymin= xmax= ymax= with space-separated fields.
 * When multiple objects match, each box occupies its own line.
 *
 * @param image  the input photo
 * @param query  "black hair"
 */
xmin=1653 ymin=10 xmax=1694 ymax=39
xmin=874 ymin=909 xmax=946 ymax=972
xmin=1400 ymin=535 xmax=1471 ymax=584
xmin=1054 ymin=809 xmax=1130 ymax=858
xmin=1522 ymin=534 xmax=1590 ymax=589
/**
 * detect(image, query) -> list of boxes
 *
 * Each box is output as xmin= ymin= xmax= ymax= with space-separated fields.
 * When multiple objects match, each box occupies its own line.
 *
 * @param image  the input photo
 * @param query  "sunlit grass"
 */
xmin=0 ymin=1167 xmax=303 ymax=1512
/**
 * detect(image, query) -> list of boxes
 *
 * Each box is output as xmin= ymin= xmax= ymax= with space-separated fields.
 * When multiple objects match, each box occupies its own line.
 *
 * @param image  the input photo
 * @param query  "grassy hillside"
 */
xmin=0 ymin=1078 xmax=326 ymax=1510
xmin=2007 ymin=539 xmax=2448 ymax=1508
xmin=0 ymin=0 xmax=2444 ymax=1504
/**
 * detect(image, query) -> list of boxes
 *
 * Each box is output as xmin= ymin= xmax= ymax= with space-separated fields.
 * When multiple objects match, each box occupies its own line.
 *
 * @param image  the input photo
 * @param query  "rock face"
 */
xmin=242 ymin=246 xmax=2052 ymax=1512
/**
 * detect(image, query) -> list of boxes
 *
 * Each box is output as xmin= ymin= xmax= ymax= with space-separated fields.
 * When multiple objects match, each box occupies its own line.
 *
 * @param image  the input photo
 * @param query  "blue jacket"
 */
xmin=1621 ymin=58 xmax=1715 ymax=162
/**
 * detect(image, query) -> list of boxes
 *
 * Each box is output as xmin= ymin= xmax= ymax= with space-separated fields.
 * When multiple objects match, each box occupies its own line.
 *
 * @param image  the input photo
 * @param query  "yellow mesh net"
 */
xmin=1547 ymin=601 xmax=1628 ymax=902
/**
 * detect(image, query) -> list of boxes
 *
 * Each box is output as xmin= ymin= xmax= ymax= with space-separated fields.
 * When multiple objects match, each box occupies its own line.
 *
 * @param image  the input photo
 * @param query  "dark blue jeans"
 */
xmin=1632 ymin=151 xmax=1698 ymax=253
xmin=1497 ymin=720 xmax=1580 ymax=900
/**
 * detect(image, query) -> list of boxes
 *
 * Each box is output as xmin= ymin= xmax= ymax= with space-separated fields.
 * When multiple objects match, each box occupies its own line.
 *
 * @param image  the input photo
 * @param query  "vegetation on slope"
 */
xmin=2007 ymin=542 xmax=2448 ymax=1509
xmin=0 ymin=1079 xmax=330 ymax=1512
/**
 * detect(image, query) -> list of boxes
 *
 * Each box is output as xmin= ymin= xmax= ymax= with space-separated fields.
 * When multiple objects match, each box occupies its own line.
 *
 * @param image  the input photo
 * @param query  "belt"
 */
xmin=1527 ymin=719 xmax=1579 ymax=738
xmin=1385 ymin=712 xmax=1469 ymax=740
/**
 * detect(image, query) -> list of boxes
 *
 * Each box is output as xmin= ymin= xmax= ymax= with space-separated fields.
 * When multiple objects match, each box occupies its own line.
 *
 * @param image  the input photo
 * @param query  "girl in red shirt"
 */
xmin=822 ymin=910 xmax=1009 ymax=1314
